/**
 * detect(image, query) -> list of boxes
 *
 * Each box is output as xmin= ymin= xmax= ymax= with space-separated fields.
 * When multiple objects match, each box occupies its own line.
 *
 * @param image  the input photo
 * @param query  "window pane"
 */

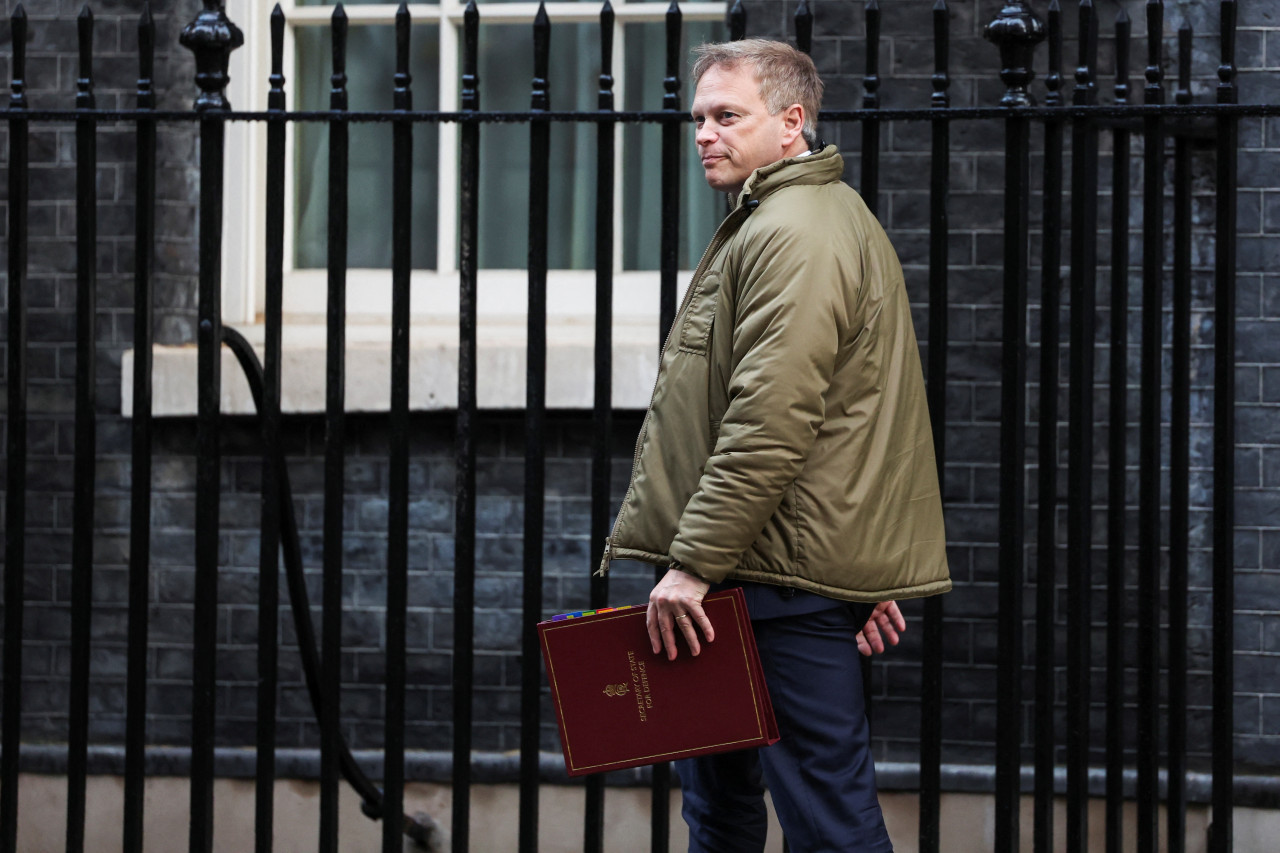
xmin=622 ymin=19 xmax=727 ymax=271
xmin=471 ymin=23 xmax=598 ymax=270
xmin=294 ymin=25 xmax=441 ymax=270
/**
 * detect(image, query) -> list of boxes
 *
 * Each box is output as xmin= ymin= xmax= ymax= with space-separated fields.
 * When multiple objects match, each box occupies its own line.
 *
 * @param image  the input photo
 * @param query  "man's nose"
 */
xmin=695 ymin=123 xmax=716 ymax=145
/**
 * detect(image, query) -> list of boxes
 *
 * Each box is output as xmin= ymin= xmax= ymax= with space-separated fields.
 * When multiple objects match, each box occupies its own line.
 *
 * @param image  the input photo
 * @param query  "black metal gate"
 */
xmin=1 ymin=1 xmax=1275 ymax=852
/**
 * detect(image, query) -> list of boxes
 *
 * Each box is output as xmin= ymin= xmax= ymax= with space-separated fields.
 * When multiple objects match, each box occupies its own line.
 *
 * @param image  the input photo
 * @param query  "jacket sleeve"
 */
xmin=668 ymin=214 xmax=860 ymax=582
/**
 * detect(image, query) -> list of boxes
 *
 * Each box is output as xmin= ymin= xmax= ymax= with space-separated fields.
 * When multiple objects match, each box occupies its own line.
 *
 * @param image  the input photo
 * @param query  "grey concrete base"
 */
xmin=16 ymin=746 xmax=1279 ymax=808
xmin=10 ymin=772 xmax=1280 ymax=853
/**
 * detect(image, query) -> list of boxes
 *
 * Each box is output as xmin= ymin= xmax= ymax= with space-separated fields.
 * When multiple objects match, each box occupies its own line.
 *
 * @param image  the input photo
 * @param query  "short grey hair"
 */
xmin=691 ymin=39 xmax=824 ymax=148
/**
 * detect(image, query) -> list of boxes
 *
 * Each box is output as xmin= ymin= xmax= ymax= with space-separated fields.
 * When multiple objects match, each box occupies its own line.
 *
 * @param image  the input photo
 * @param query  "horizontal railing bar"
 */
xmin=284 ymin=2 xmax=724 ymax=25
xmin=6 ymin=102 xmax=1278 ymax=124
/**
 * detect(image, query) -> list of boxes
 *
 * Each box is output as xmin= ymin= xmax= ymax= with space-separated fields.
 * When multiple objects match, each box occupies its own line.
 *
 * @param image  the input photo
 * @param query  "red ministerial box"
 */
xmin=538 ymin=587 xmax=779 ymax=777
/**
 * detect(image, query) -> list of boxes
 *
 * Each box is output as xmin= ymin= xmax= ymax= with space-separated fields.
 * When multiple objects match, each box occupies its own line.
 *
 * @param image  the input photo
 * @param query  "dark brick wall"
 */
xmin=0 ymin=0 xmax=201 ymax=746
xmin=19 ymin=409 xmax=649 ymax=757
xmin=0 ymin=0 xmax=1277 ymax=787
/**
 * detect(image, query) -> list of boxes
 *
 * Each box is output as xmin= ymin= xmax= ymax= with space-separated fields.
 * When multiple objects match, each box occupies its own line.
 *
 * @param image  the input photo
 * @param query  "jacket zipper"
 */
xmin=598 ymin=199 xmax=755 ymax=575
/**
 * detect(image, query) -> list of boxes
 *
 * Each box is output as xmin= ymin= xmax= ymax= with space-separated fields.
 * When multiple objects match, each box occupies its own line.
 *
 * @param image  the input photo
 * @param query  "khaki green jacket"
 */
xmin=598 ymin=147 xmax=950 ymax=603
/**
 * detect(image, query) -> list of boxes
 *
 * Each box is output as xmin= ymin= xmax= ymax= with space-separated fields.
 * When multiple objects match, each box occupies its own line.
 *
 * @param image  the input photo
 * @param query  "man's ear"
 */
xmin=780 ymin=103 xmax=806 ymax=147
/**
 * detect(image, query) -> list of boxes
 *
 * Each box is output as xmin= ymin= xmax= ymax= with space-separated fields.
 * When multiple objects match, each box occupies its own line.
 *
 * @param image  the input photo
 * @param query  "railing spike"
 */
xmin=664 ymin=0 xmax=682 ymax=111
xmin=1077 ymin=0 xmax=1095 ymax=87
xmin=138 ymin=4 xmax=155 ymax=92
xmin=269 ymin=4 xmax=285 ymax=98
xmin=795 ymin=0 xmax=813 ymax=54
xmin=77 ymin=5 xmax=94 ymax=97
xmin=1177 ymin=23 xmax=1191 ymax=105
xmin=1219 ymin=0 xmax=1237 ymax=87
xmin=78 ymin=2 xmax=94 ymax=98
xmin=932 ymin=0 xmax=950 ymax=110
xmin=269 ymin=3 xmax=285 ymax=92
xmin=395 ymin=3 xmax=411 ymax=82
xmin=863 ymin=0 xmax=881 ymax=108
xmin=332 ymin=4 xmax=348 ymax=81
xmin=461 ymin=0 xmax=479 ymax=112
xmin=1146 ymin=0 xmax=1163 ymax=87
xmin=1115 ymin=7 xmax=1131 ymax=105
xmin=1146 ymin=0 xmax=1163 ymax=74
xmin=600 ymin=0 xmax=614 ymax=110
xmin=1044 ymin=0 xmax=1062 ymax=106
xmin=532 ymin=0 xmax=550 ymax=112
xmin=9 ymin=4 xmax=26 ymax=110
xmin=728 ymin=0 xmax=746 ymax=41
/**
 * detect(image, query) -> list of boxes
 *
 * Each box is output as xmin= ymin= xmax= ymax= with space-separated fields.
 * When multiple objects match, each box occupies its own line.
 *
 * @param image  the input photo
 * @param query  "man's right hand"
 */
xmin=647 ymin=568 xmax=714 ymax=660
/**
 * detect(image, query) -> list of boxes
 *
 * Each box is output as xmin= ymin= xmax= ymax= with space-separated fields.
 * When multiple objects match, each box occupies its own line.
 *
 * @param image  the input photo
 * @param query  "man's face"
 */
xmin=690 ymin=63 xmax=804 ymax=196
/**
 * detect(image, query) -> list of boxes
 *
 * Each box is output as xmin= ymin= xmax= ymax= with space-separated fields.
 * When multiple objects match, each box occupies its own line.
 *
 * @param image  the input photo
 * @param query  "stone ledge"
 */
xmin=122 ymin=318 xmax=664 ymax=416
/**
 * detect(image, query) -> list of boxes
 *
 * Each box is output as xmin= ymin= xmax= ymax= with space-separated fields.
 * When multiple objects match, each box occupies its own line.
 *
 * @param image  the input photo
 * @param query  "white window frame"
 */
xmin=222 ymin=0 xmax=725 ymax=327
xmin=128 ymin=0 xmax=727 ymax=417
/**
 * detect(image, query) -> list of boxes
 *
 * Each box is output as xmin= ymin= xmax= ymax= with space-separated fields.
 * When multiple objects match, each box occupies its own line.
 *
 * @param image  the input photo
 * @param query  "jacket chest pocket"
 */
xmin=677 ymin=271 xmax=721 ymax=356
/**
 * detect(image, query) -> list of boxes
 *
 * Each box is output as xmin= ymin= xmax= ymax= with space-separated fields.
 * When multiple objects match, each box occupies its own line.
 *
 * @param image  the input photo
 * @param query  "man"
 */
xmin=597 ymin=39 xmax=949 ymax=852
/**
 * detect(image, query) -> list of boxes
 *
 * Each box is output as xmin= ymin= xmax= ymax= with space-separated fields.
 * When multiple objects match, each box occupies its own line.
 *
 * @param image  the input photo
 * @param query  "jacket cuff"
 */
xmin=667 ymin=550 xmax=729 ymax=584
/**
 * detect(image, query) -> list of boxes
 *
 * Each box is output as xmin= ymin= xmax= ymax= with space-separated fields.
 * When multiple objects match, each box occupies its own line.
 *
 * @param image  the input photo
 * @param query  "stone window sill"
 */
xmin=122 ymin=316 xmax=662 ymax=417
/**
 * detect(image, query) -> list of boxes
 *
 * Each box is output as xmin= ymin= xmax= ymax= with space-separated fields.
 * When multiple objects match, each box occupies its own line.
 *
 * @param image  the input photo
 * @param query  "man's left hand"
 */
xmin=856 ymin=601 xmax=905 ymax=656
xmin=647 ymin=568 xmax=714 ymax=660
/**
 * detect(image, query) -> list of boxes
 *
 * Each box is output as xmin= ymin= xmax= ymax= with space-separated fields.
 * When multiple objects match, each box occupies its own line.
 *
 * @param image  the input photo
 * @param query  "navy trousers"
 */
xmin=675 ymin=602 xmax=893 ymax=853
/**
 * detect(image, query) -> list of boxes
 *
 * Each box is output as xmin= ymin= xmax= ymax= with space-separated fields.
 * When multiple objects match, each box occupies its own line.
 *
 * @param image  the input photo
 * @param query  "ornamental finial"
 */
xmin=984 ymin=1 xmax=1046 ymax=107
xmin=179 ymin=1 xmax=244 ymax=111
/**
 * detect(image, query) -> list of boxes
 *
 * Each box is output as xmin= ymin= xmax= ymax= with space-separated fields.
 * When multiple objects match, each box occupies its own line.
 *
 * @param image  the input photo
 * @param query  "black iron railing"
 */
xmin=0 ymin=1 xmax=1272 ymax=853
xmin=1106 ymin=11 xmax=1133 ymax=853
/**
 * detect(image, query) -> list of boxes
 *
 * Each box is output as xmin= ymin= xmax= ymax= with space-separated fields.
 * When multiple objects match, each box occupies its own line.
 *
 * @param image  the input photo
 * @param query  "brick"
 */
xmin=1238 ymin=320 xmax=1280 ymax=364
xmin=1235 ymin=736 xmax=1280 ymax=772
xmin=1236 ymin=612 xmax=1267 ymax=652
xmin=1238 ymin=488 xmax=1280 ymax=528
xmin=1238 ymin=446 xmax=1264 ymax=487
xmin=1236 ymin=653 xmax=1280 ymax=703
xmin=154 ymin=646 xmax=191 ymax=680
xmin=88 ymin=608 xmax=128 ymax=643
xmin=214 ymin=648 xmax=257 ymax=683
xmin=1263 ymin=697 xmax=1280 ymax=738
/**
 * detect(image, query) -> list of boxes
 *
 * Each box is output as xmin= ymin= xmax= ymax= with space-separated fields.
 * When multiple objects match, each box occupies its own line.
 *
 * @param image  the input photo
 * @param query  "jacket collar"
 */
xmin=733 ymin=144 xmax=844 ymax=209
